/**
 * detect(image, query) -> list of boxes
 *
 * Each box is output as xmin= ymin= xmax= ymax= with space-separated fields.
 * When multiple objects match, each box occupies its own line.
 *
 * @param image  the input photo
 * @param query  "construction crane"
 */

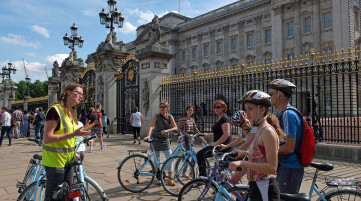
xmin=44 ymin=66 xmax=49 ymax=80
xmin=22 ymin=58 xmax=29 ymax=79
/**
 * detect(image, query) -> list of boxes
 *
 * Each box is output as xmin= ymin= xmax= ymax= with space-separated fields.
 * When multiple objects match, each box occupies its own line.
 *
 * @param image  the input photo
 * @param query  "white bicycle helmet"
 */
xmin=232 ymin=110 xmax=246 ymax=127
xmin=267 ymin=79 xmax=296 ymax=96
xmin=238 ymin=90 xmax=271 ymax=107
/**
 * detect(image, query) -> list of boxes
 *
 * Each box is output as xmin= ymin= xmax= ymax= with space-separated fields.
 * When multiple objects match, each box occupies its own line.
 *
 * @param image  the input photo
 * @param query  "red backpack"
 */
xmin=279 ymin=107 xmax=315 ymax=167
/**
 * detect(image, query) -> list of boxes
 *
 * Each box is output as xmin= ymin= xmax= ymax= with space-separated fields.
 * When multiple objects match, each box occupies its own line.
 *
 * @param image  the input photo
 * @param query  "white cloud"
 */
xmin=81 ymin=8 xmax=98 ymax=17
xmin=25 ymin=52 xmax=36 ymax=57
xmin=0 ymin=34 xmax=40 ymax=48
xmin=126 ymin=8 xmax=156 ymax=24
xmin=45 ymin=54 xmax=68 ymax=67
xmin=30 ymin=25 xmax=50 ymax=38
xmin=116 ymin=22 xmax=137 ymax=34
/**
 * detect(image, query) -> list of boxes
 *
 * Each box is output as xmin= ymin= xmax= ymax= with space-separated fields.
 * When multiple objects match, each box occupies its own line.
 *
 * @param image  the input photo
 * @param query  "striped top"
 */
xmin=177 ymin=116 xmax=199 ymax=133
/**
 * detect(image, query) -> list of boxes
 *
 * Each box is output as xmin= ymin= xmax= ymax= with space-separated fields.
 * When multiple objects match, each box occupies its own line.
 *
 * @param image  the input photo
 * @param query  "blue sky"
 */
xmin=0 ymin=0 xmax=237 ymax=83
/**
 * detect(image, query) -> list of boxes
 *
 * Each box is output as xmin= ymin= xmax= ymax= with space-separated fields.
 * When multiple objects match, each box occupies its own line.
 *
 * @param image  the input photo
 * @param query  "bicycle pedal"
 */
xmin=16 ymin=182 xmax=25 ymax=188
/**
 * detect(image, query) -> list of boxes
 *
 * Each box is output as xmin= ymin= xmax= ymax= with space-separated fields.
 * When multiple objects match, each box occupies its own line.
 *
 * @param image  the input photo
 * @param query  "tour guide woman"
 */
xmin=144 ymin=100 xmax=178 ymax=186
xmin=42 ymin=83 xmax=95 ymax=201
xmin=196 ymin=100 xmax=232 ymax=176
xmin=228 ymin=90 xmax=282 ymax=201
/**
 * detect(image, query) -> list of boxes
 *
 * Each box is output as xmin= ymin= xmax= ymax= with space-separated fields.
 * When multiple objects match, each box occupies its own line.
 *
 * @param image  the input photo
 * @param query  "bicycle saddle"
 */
xmin=33 ymin=154 xmax=42 ymax=160
xmin=310 ymin=162 xmax=334 ymax=171
xmin=280 ymin=193 xmax=310 ymax=201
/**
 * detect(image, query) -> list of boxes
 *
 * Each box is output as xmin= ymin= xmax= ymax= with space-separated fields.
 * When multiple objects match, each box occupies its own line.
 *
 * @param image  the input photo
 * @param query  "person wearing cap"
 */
xmin=228 ymin=90 xmax=282 ymax=201
xmin=267 ymin=79 xmax=304 ymax=194
xmin=220 ymin=110 xmax=255 ymax=185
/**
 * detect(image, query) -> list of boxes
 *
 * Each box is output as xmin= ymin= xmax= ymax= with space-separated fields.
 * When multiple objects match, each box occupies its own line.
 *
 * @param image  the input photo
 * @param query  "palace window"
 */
xmin=323 ymin=12 xmax=332 ymax=30
xmin=181 ymin=51 xmax=185 ymax=62
xmin=217 ymin=41 xmax=223 ymax=54
xmin=287 ymin=21 xmax=294 ymax=37
xmin=204 ymin=45 xmax=209 ymax=57
xmin=247 ymin=33 xmax=253 ymax=48
xmin=231 ymin=38 xmax=237 ymax=51
xmin=265 ymin=29 xmax=271 ymax=44
xmin=304 ymin=17 xmax=312 ymax=33
xmin=192 ymin=47 xmax=197 ymax=60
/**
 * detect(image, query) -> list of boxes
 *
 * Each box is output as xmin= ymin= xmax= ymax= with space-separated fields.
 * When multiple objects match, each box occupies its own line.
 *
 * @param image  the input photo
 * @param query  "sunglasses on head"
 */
xmin=213 ymin=105 xmax=223 ymax=109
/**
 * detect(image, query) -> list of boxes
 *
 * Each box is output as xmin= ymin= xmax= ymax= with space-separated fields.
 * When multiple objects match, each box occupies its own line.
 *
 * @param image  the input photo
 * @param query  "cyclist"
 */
xmin=229 ymin=90 xmax=282 ymax=201
xmin=220 ymin=110 xmax=255 ymax=184
xmin=42 ymin=83 xmax=95 ymax=201
xmin=144 ymin=100 xmax=178 ymax=186
xmin=267 ymin=79 xmax=304 ymax=194
xmin=196 ymin=100 xmax=232 ymax=177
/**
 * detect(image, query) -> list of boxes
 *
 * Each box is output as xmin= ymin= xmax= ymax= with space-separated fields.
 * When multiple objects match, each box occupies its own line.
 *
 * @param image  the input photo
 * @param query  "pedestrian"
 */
xmin=12 ymin=107 xmax=23 ymax=139
xmin=89 ymin=104 xmax=106 ymax=152
xmin=196 ymin=100 xmax=232 ymax=177
xmin=33 ymin=107 xmax=45 ymax=145
xmin=86 ymin=107 xmax=94 ymax=126
xmin=42 ymin=83 xmax=94 ymax=201
xmin=79 ymin=109 xmax=87 ymax=127
xmin=220 ymin=110 xmax=255 ymax=185
xmin=130 ymin=107 xmax=143 ymax=144
xmin=143 ymin=101 xmax=178 ymax=186
xmin=101 ymin=110 xmax=109 ymax=138
xmin=228 ymin=90 xmax=282 ymax=201
xmin=20 ymin=110 xmax=31 ymax=138
xmin=0 ymin=107 xmax=12 ymax=146
xmin=267 ymin=79 xmax=304 ymax=194
xmin=76 ymin=121 xmax=86 ymax=163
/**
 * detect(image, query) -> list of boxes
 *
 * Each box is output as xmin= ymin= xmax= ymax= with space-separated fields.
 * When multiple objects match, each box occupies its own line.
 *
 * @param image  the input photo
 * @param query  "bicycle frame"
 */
xmin=308 ymin=168 xmax=328 ymax=201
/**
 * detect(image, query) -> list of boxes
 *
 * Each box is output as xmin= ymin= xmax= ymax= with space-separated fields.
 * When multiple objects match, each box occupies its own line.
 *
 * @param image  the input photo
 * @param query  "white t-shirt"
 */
xmin=131 ymin=112 xmax=142 ymax=127
xmin=76 ymin=122 xmax=86 ymax=152
xmin=1 ymin=111 xmax=11 ymax=127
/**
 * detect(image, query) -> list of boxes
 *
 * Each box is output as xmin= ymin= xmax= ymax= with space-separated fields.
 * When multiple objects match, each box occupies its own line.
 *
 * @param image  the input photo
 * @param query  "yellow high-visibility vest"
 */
xmin=42 ymin=104 xmax=77 ymax=168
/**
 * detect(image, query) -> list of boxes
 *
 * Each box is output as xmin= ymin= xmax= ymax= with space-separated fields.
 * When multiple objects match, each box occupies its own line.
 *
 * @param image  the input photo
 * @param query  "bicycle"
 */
xmin=178 ymin=146 xmax=249 ymax=201
xmin=17 ymin=136 xmax=108 ymax=201
xmin=16 ymin=139 xmax=44 ymax=194
xmin=160 ymin=131 xmax=205 ymax=196
xmin=117 ymin=136 xmax=189 ymax=193
xmin=307 ymin=161 xmax=361 ymax=200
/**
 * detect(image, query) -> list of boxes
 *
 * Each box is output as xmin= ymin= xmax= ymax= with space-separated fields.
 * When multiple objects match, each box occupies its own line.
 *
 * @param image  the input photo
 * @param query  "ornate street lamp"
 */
xmin=99 ymin=0 xmax=124 ymax=33
xmin=63 ymin=23 xmax=84 ymax=52
xmin=1 ymin=60 xmax=17 ymax=106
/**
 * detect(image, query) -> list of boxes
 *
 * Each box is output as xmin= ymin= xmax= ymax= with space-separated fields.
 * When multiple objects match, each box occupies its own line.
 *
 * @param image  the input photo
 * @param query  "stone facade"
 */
xmin=126 ymin=0 xmax=361 ymax=75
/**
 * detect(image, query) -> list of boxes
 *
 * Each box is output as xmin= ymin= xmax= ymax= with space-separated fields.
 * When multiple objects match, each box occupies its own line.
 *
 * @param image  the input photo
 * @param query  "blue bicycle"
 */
xmin=17 ymin=136 xmax=108 ymax=201
xmin=117 ymin=136 xmax=188 ymax=193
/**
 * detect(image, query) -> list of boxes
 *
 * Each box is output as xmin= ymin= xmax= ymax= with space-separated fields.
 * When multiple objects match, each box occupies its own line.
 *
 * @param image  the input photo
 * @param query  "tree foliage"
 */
xmin=15 ymin=80 xmax=48 ymax=100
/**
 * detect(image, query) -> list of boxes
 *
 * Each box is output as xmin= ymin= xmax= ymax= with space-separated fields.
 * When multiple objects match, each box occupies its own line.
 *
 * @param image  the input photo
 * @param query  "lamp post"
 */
xmin=99 ymin=0 xmax=124 ymax=33
xmin=1 ymin=61 xmax=17 ymax=107
xmin=24 ymin=76 xmax=31 ymax=111
xmin=63 ymin=23 xmax=84 ymax=52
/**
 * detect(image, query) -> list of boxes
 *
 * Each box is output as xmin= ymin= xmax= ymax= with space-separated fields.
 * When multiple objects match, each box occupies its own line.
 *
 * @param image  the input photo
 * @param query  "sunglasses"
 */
xmin=160 ymin=106 xmax=167 ymax=109
xmin=73 ymin=90 xmax=83 ymax=96
xmin=213 ymin=105 xmax=223 ymax=109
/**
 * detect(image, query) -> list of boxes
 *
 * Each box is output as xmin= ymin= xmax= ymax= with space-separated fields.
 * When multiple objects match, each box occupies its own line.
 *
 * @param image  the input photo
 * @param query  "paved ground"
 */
xmin=0 ymin=133 xmax=360 ymax=201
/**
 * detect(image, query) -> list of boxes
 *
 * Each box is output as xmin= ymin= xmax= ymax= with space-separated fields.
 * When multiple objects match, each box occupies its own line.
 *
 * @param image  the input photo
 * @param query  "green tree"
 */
xmin=15 ymin=80 xmax=48 ymax=101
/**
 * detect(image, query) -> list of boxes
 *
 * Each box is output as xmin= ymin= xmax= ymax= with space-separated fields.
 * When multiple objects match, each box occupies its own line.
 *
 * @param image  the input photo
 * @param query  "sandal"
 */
xmin=168 ymin=179 xmax=175 ymax=186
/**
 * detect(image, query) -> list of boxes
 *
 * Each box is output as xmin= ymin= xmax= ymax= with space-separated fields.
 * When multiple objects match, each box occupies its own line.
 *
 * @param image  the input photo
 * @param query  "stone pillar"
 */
xmin=255 ymin=15 xmax=263 ymax=60
xmin=238 ymin=20 xmax=245 ymax=60
xmin=136 ymin=44 xmax=175 ymax=136
xmin=272 ymin=5 xmax=283 ymax=59
xmin=294 ymin=2 xmax=301 ymax=56
xmin=48 ymin=77 xmax=61 ymax=106
xmin=312 ymin=0 xmax=321 ymax=52
xmin=223 ymin=25 xmax=230 ymax=67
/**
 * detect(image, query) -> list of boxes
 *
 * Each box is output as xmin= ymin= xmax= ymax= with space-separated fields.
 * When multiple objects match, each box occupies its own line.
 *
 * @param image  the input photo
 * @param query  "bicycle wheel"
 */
xmin=178 ymin=178 xmax=218 ymax=201
xmin=82 ymin=175 xmax=108 ymax=201
xmin=117 ymin=154 xmax=155 ymax=193
xmin=17 ymin=179 xmax=46 ymax=201
xmin=160 ymin=155 xmax=195 ymax=196
xmin=320 ymin=188 xmax=361 ymax=201
xmin=18 ymin=164 xmax=36 ymax=193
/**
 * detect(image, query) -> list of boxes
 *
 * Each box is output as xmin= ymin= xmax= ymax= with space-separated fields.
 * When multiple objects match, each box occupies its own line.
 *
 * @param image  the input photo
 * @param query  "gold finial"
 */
xmin=347 ymin=47 xmax=352 ymax=60
xmin=355 ymin=46 xmax=359 ymax=60
xmin=340 ymin=48 xmax=345 ymax=61
xmin=310 ymin=48 xmax=315 ymax=65
xmin=334 ymin=49 xmax=338 ymax=62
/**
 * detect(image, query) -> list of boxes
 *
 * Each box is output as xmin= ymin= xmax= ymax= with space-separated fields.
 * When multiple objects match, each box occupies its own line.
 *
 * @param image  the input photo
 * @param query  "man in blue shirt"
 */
xmin=267 ymin=79 xmax=304 ymax=194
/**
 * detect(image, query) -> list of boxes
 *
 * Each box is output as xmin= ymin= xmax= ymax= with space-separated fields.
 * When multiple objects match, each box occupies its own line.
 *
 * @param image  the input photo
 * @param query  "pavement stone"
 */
xmin=0 ymin=133 xmax=360 ymax=201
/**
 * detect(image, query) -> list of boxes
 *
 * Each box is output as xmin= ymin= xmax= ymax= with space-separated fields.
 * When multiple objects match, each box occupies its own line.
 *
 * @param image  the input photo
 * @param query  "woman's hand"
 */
xmin=74 ymin=127 xmax=91 ymax=137
xmin=81 ymin=121 xmax=97 ymax=132
xmin=228 ymin=161 xmax=242 ymax=171
xmin=143 ymin=136 xmax=150 ymax=141
xmin=234 ymin=150 xmax=248 ymax=159
xmin=219 ymin=144 xmax=228 ymax=150
xmin=160 ymin=130 xmax=168 ymax=135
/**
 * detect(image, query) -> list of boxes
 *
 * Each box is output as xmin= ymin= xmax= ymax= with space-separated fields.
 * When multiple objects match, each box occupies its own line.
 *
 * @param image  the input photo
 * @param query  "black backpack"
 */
xmin=89 ymin=111 xmax=100 ymax=124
